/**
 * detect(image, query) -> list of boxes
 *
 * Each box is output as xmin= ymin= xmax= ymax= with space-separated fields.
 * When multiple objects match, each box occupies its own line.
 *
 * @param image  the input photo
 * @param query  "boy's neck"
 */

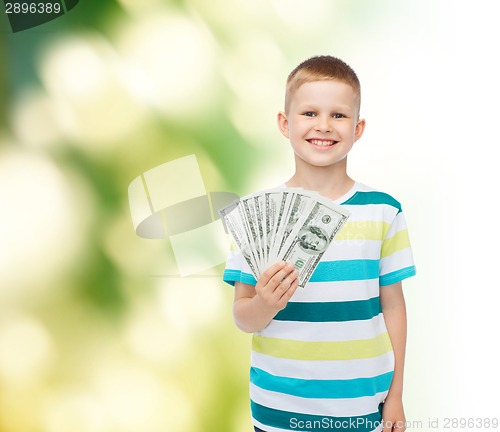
xmin=286 ymin=164 xmax=355 ymax=201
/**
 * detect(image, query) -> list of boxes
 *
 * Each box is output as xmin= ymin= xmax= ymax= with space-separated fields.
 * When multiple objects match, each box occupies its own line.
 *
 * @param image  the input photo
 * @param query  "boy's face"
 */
xmin=277 ymin=80 xmax=365 ymax=170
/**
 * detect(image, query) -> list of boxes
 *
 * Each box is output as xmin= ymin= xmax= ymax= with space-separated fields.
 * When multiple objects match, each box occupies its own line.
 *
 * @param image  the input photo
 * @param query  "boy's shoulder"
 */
xmin=344 ymin=182 xmax=404 ymax=213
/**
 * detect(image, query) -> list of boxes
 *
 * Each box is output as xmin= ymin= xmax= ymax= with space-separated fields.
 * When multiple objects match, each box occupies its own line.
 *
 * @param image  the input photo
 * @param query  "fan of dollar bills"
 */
xmin=219 ymin=188 xmax=351 ymax=288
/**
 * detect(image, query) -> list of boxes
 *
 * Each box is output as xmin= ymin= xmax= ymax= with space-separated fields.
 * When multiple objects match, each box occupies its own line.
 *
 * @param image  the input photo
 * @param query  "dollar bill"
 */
xmin=267 ymin=190 xmax=294 ymax=264
xmin=241 ymin=195 xmax=263 ymax=272
xmin=219 ymin=199 xmax=261 ymax=278
xmin=254 ymin=193 xmax=267 ymax=266
xmin=272 ymin=190 xmax=320 ymax=262
xmin=264 ymin=189 xmax=282 ymax=264
xmin=281 ymin=196 xmax=350 ymax=288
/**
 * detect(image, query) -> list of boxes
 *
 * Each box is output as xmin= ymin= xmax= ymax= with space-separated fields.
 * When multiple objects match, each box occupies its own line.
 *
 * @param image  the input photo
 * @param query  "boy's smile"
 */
xmin=278 ymin=80 xmax=365 ymax=169
xmin=307 ymin=138 xmax=338 ymax=148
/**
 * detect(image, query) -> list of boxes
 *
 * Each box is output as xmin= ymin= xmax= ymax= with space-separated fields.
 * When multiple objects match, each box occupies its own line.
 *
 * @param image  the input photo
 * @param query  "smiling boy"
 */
xmin=223 ymin=56 xmax=416 ymax=432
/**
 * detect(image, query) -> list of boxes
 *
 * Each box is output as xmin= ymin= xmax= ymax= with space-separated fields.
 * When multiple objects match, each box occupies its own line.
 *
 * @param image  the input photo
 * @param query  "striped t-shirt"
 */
xmin=223 ymin=182 xmax=416 ymax=432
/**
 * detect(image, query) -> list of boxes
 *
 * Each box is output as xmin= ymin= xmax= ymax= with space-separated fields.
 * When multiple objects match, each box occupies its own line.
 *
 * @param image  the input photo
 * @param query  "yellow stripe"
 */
xmin=336 ymin=221 xmax=391 ymax=241
xmin=252 ymin=332 xmax=393 ymax=361
xmin=381 ymin=229 xmax=411 ymax=258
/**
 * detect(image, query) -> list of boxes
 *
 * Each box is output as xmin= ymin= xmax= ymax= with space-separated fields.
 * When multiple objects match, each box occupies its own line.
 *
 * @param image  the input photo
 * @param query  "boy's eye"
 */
xmin=303 ymin=112 xmax=316 ymax=117
xmin=332 ymin=113 xmax=346 ymax=119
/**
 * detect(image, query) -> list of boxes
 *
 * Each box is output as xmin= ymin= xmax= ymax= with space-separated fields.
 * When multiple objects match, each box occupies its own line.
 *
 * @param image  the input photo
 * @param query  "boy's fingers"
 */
xmin=276 ymin=269 xmax=298 ymax=292
xmin=278 ymin=279 xmax=299 ymax=304
xmin=257 ymin=263 xmax=299 ymax=308
xmin=263 ymin=262 xmax=291 ymax=284
xmin=269 ymin=265 xmax=296 ymax=290
xmin=258 ymin=261 xmax=286 ymax=286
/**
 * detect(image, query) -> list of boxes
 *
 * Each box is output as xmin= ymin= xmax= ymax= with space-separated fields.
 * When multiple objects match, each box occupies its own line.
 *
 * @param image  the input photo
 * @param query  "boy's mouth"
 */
xmin=307 ymin=139 xmax=338 ymax=147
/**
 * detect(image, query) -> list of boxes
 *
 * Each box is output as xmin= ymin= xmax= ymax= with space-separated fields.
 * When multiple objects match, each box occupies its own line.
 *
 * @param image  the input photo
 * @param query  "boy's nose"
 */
xmin=315 ymin=116 xmax=333 ymax=133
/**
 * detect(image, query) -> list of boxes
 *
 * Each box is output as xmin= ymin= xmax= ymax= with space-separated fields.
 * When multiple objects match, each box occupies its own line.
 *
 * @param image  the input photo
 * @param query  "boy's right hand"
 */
xmin=254 ymin=261 xmax=299 ymax=312
xmin=232 ymin=261 xmax=299 ymax=333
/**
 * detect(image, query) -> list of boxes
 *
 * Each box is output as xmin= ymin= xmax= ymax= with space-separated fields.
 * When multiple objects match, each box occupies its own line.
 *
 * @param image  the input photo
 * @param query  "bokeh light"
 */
xmin=115 ymin=8 xmax=217 ymax=120
xmin=0 ymin=313 xmax=55 ymax=384
xmin=0 ymin=148 xmax=90 ymax=298
xmin=10 ymin=88 xmax=60 ymax=149
xmin=38 ymin=33 xmax=147 ymax=149
xmin=223 ymin=32 xmax=285 ymax=145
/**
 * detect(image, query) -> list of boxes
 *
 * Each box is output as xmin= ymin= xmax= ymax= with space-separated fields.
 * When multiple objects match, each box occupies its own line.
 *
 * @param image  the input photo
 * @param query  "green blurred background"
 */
xmin=1 ymin=1 xmax=499 ymax=431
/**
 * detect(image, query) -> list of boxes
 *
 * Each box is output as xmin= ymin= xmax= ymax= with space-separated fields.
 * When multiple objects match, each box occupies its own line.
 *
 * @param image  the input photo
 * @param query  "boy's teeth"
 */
xmin=310 ymin=139 xmax=334 ymax=146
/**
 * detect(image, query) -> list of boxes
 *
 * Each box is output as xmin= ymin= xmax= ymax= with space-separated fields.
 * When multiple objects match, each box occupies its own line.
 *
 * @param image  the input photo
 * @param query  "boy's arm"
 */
xmin=380 ymin=281 xmax=407 ymax=432
xmin=233 ymin=262 xmax=298 ymax=333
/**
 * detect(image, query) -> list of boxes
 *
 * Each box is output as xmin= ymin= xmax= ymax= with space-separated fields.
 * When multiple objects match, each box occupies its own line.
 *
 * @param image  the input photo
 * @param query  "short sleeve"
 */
xmin=379 ymin=210 xmax=416 ymax=286
xmin=222 ymin=249 xmax=258 ymax=286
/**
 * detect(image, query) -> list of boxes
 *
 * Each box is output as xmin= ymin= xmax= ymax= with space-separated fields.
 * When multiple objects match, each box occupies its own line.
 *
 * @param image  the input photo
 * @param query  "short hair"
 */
xmin=284 ymin=55 xmax=361 ymax=114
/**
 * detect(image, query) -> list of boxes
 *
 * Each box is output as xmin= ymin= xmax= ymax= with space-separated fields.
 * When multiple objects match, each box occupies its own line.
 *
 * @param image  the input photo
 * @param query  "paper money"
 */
xmin=219 ymin=200 xmax=260 ymax=278
xmin=280 ymin=196 xmax=349 ymax=288
xmin=219 ymin=188 xmax=350 ymax=288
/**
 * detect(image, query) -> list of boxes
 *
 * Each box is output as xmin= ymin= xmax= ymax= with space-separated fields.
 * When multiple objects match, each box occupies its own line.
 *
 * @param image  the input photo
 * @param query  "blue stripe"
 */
xmin=379 ymin=265 xmax=416 ymax=286
xmin=310 ymin=259 xmax=379 ymax=282
xmin=223 ymin=269 xmax=257 ymax=286
xmin=251 ymin=367 xmax=393 ymax=399
xmin=274 ymin=297 xmax=381 ymax=322
xmin=224 ymin=262 xmax=416 ymax=287
xmin=223 ymin=260 xmax=380 ymax=286
xmin=251 ymin=400 xmax=384 ymax=432
xmin=341 ymin=191 xmax=402 ymax=213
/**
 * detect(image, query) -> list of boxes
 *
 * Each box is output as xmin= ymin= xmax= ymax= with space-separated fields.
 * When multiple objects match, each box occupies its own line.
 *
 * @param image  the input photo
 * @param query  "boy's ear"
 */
xmin=354 ymin=118 xmax=366 ymax=142
xmin=277 ymin=111 xmax=289 ymax=138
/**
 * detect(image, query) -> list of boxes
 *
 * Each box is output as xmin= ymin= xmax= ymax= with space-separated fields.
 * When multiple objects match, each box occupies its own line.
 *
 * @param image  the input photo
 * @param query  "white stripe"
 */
xmin=250 ymin=383 xmax=389 ymax=418
xmin=380 ymin=248 xmax=414 ymax=276
xmin=251 ymin=351 xmax=395 ymax=380
xmin=384 ymin=212 xmax=408 ymax=237
xmin=289 ymin=278 xmax=379 ymax=302
xmin=253 ymin=418 xmax=383 ymax=432
xmin=342 ymin=204 xmax=398 ymax=224
xmin=252 ymin=418 xmax=291 ymax=432
xmin=252 ymin=418 xmax=383 ymax=432
xmin=261 ymin=313 xmax=388 ymax=342
xmin=323 ymin=239 xmax=382 ymax=260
